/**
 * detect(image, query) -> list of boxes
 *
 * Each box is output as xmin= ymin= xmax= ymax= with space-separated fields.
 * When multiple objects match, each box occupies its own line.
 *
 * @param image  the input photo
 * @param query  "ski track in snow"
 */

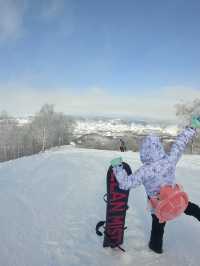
xmin=0 ymin=147 xmax=200 ymax=266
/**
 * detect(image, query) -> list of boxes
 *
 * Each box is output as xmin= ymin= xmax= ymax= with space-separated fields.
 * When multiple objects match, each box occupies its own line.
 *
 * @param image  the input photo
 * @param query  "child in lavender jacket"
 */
xmin=113 ymin=126 xmax=200 ymax=254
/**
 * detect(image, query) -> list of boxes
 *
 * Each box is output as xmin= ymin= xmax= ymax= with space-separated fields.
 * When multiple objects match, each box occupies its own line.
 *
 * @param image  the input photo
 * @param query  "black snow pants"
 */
xmin=149 ymin=201 xmax=200 ymax=253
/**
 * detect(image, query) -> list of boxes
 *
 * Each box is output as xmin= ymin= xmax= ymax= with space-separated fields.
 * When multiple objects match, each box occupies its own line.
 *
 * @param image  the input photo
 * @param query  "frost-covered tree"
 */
xmin=175 ymin=99 xmax=200 ymax=127
xmin=30 ymin=104 xmax=74 ymax=151
xmin=0 ymin=110 xmax=10 ymax=120
xmin=0 ymin=105 xmax=75 ymax=162
xmin=0 ymin=112 xmax=18 ymax=161
xmin=175 ymin=99 xmax=200 ymax=153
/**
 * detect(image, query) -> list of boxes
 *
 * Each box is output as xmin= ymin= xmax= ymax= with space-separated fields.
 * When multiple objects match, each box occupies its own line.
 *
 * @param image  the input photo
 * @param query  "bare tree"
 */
xmin=30 ymin=104 xmax=75 ymax=151
xmin=0 ymin=113 xmax=19 ymax=161
xmin=0 ymin=105 xmax=75 ymax=162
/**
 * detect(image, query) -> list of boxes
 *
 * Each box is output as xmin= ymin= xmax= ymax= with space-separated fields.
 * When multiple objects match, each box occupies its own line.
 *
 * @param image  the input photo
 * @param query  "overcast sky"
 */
xmin=0 ymin=0 xmax=200 ymax=120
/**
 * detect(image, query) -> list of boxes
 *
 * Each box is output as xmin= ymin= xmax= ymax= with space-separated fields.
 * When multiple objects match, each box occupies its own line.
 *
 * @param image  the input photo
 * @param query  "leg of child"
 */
xmin=184 ymin=201 xmax=200 ymax=221
xmin=149 ymin=214 xmax=166 ymax=254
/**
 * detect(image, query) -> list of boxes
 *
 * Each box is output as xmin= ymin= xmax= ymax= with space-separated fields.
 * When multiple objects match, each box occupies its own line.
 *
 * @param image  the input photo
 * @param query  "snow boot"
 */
xmin=148 ymin=241 xmax=163 ymax=254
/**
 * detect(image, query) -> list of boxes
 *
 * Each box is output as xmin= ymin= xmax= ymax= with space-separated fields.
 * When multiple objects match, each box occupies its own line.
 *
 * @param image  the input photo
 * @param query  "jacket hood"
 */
xmin=140 ymin=135 xmax=166 ymax=163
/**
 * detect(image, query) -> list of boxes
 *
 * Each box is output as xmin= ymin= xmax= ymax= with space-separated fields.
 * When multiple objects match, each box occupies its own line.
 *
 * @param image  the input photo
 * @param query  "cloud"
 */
xmin=41 ymin=0 xmax=65 ymax=19
xmin=39 ymin=0 xmax=75 ymax=37
xmin=163 ymin=86 xmax=200 ymax=103
xmin=0 ymin=86 xmax=200 ymax=120
xmin=0 ymin=0 xmax=26 ymax=41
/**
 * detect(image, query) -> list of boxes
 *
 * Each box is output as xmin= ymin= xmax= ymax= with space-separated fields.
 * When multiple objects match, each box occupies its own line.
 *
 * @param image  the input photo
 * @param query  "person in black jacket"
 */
xmin=119 ymin=139 xmax=126 ymax=152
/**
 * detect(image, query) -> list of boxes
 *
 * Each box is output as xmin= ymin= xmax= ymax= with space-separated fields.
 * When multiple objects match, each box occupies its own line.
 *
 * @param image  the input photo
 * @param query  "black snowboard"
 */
xmin=96 ymin=162 xmax=132 ymax=250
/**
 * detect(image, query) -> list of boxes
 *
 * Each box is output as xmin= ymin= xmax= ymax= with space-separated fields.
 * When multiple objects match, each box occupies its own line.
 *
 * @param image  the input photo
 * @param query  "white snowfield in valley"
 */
xmin=74 ymin=119 xmax=179 ymax=136
xmin=0 ymin=146 xmax=200 ymax=266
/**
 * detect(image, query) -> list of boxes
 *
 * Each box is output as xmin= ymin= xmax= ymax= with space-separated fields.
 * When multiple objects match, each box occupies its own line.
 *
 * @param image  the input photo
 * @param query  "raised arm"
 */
xmin=113 ymin=164 xmax=144 ymax=190
xmin=169 ymin=127 xmax=196 ymax=165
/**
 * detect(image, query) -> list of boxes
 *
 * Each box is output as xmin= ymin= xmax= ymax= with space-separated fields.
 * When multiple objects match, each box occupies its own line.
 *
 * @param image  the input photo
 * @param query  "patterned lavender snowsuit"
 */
xmin=113 ymin=127 xmax=200 ymax=253
xmin=113 ymin=127 xmax=196 ymax=197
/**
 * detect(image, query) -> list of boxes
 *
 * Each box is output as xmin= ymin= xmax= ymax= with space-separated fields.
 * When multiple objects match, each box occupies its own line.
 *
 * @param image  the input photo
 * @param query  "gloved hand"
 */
xmin=112 ymin=164 xmax=128 ymax=185
xmin=110 ymin=157 xmax=123 ymax=167
xmin=191 ymin=116 xmax=200 ymax=129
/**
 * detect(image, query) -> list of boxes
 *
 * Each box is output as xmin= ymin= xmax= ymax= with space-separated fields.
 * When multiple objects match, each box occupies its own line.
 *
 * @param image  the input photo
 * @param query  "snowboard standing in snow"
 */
xmin=96 ymin=158 xmax=132 ymax=251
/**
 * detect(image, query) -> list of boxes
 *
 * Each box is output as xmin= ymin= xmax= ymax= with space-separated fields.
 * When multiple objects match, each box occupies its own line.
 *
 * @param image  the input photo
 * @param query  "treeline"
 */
xmin=0 ymin=104 xmax=75 ymax=162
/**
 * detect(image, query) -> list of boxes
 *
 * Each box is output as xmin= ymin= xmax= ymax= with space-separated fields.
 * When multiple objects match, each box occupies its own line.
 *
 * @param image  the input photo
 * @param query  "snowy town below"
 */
xmin=1 ymin=114 xmax=199 ymax=163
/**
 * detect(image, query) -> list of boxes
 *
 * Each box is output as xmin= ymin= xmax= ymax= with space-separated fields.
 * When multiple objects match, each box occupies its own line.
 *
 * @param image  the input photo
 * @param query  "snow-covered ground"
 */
xmin=0 ymin=146 xmax=200 ymax=266
xmin=16 ymin=118 xmax=31 ymax=126
xmin=74 ymin=119 xmax=179 ymax=137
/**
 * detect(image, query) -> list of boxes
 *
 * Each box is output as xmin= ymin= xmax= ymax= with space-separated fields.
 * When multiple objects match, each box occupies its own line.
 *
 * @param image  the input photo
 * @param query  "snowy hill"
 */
xmin=0 ymin=146 xmax=200 ymax=266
